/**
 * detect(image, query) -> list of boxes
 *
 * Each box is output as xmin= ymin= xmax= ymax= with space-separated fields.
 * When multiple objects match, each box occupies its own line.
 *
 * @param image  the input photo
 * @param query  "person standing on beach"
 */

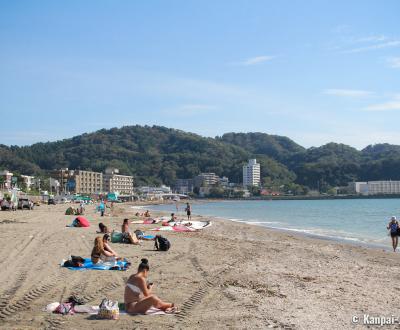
xmin=387 ymin=216 xmax=399 ymax=252
xmin=185 ymin=202 xmax=191 ymax=221
xmin=99 ymin=201 xmax=105 ymax=217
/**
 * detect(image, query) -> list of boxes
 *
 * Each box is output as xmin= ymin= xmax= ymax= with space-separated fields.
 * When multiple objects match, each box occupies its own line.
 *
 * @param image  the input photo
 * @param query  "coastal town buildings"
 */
xmin=194 ymin=173 xmax=220 ymax=188
xmin=51 ymin=168 xmax=103 ymax=194
xmin=20 ymin=175 xmax=35 ymax=191
xmin=243 ymin=159 xmax=261 ymax=187
xmin=348 ymin=180 xmax=400 ymax=195
xmin=0 ymin=170 xmax=13 ymax=190
xmin=74 ymin=170 xmax=103 ymax=194
xmin=175 ymin=179 xmax=194 ymax=194
xmin=103 ymin=168 xmax=134 ymax=195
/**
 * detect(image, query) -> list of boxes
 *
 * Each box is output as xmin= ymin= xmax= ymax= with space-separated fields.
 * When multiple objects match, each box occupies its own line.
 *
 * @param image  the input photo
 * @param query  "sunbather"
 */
xmin=98 ymin=222 xmax=109 ymax=233
xmin=144 ymin=210 xmax=151 ymax=217
xmin=102 ymin=234 xmax=120 ymax=258
xmin=122 ymin=219 xmax=140 ymax=245
xmin=168 ymin=213 xmax=177 ymax=223
xmin=91 ymin=236 xmax=118 ymax=264
xmin=124 ymin=258 xmax=177 ymax=314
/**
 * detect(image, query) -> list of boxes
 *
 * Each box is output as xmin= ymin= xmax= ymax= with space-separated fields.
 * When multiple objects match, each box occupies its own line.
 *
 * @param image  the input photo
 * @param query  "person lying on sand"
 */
xmin=122 ymin=219 xmax=140 ymax=245
xmin=124 ymin=258 xmax=178 ymax=314
xmin=168 ymin=213 xmax=177 ymax=223
xmin=91 ymin=236 xmax=119 ymax=264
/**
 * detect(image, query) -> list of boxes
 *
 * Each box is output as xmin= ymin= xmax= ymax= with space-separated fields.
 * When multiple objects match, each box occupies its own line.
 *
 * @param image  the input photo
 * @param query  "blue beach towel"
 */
xmin=63 ymin=258 xmax=129 ymax=271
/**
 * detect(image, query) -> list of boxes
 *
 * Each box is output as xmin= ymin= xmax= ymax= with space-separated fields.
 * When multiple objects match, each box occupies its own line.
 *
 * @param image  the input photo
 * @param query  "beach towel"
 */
xmin=131 ymin=219 xmax=159 ymax=225
xmin=154 ymin=221 xmax=211 ymax=231
xmin=45 ymin=303 xmax=170 ymax=315
xmin=112 ymin=231 xmax=155 ymax=242
xmin=152 ymin=225 xmax=196 ymax=232
xmin=62 ymin=258 xmax=129 ymax=271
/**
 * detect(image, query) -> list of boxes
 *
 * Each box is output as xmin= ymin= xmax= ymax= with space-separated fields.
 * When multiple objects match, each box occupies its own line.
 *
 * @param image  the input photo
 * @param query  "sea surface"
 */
xmin=146 ymin=199 xmax=400 ymax=247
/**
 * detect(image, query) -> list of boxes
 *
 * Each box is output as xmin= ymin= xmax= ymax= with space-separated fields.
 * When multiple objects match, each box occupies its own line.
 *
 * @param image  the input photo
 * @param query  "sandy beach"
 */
xmin=0 ymin=202 xmax=399 ymax=330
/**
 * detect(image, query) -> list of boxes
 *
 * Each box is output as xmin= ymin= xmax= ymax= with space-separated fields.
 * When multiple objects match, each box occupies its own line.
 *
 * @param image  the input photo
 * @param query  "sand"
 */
xmin=0 ymin=202 xmax=399 ymax=330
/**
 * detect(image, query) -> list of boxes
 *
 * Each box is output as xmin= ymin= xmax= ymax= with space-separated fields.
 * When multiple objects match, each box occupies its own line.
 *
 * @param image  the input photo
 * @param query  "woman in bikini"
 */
xmin=124 ymin=258 xmax=177 ymax=314
xmin=91 ymin=236 xmax=118 ymax=264
xmin=121 ymin=219 xmax=140 ymax=245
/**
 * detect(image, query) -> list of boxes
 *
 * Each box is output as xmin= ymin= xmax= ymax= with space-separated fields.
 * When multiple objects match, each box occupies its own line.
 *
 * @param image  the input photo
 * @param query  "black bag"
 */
xmin=154 ymin=235 xmax=171 ymax=251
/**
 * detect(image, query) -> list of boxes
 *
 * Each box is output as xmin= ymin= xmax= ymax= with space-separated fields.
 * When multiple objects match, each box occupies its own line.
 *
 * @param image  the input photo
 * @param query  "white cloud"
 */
xmin=364 ymin=100 xmax=400 ymax=111
xmin=342 ymin=40 xmax=400 ymax=54
xmin=323 ymin=89 xmax=373 ymax=97
xmin=386 ymin=57 xmax=400 ymax=68
xmin=231 ymin=55 xmax=275 ymax=66
xmin=329 ymin=30 xmax=400 ymax=54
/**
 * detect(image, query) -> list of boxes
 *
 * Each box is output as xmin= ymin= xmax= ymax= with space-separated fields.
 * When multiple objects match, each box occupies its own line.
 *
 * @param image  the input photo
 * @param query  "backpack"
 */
xmin=154 ymin=235 xmax=171 ymax=251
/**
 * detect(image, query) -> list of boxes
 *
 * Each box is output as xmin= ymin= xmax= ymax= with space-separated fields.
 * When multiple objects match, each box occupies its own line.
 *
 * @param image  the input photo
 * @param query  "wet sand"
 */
xmin=0 ymin=203 xmax=399 ymax=329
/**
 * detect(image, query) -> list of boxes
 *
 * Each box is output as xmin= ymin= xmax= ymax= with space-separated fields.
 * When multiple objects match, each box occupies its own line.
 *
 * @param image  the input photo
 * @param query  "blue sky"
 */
xmin=1 ymin=0 xmax=400 ymax=149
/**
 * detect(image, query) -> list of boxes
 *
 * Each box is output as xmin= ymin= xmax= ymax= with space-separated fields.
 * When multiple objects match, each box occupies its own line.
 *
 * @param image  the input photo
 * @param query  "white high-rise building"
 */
xmin=243 ymin=159 xmax=261 ymax=187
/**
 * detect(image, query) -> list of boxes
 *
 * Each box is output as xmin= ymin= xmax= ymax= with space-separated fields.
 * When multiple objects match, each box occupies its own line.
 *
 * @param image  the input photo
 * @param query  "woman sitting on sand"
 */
xmin=91 ymin=236 xmax=119 ymax=264
xmin=124 ymin=258 xmax=177 ymax=314
xmin=387 ymin=216 xmax=399 ymax=252
xmin=102 ymin=234 xmax=120 ymax=258
xmin=144 ymin=210 xmax=151 ymax=217
xmin=122 ymin=219 xmax=140 ymax=245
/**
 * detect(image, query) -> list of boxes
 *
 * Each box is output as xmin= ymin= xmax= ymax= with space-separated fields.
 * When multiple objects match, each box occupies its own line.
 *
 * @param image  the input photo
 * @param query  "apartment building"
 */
xmin=103 ymin=168 xmax=134 ymax=194
xmin=52 ymin=168 xmax=103 ymax=194
xmin=349 ymin=180 xmax=400 ymax=195
xmin=74 ymin=170 xmax=103 ymax=194
xmin=194 ymin=173 xmax=219 ymax=188
xmin=243 ymin=159 xmax=261 ymax=187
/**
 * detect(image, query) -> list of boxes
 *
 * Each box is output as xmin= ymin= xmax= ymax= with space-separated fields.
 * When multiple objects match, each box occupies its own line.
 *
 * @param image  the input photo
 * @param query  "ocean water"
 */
xmin=147 ymin=199 xmax=400 ymax=247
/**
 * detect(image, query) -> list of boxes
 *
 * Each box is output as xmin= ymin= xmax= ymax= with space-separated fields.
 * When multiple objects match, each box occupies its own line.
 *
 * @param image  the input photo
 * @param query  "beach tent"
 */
xmin=75 ymin=216 xmax=90 ymax=227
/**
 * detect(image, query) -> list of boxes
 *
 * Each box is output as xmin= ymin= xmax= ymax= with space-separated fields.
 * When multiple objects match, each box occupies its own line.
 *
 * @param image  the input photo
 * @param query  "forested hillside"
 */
xmin=1 ymin=125 xmax=399 ymax=191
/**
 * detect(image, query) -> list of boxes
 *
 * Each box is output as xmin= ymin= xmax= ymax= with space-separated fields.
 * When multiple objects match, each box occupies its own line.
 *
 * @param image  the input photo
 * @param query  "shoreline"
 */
xmin=137 ymin=202 xmax=391 ymax=253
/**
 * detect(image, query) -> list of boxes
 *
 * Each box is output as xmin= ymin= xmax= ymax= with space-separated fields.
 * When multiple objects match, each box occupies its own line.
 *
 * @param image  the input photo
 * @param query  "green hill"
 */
xmin=1 ymin=125 xmax=400 ymax=192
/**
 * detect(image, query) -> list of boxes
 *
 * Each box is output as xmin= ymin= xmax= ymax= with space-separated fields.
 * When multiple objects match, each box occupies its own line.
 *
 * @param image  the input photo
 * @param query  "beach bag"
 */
xmin=97 ymin=298 xmax=119 ymax=320
xmin=134 ymin=229 xmax=144 ymax=239
xmin=155 ymin=235 xmax=170 ymax=251
xmin=111 ymin=231 xmax=122 ymax=243
xmin=54 ymin=302 xmax=74 ymax=315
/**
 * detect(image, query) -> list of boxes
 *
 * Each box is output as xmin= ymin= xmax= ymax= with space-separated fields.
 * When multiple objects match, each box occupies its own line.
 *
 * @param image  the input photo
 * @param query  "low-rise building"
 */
xmin=20 ymin=175 xmax=35 ymax=191
xmin=348 ymin=180 xmax=400 ymax=195
xmin=51 ymin=168 xmax=103 ymax=194
xmin=175 ymin=179 xmax=194 ymax=194
xmin=0 ymin=170 xmax=13 ymax=190
xmin=194 ymin=173 xmax=220 ymax=188
xmin=74 ymin=170 xmax=103 ymax=194
xmin=103 ymin=168 xmax=134 ymax=195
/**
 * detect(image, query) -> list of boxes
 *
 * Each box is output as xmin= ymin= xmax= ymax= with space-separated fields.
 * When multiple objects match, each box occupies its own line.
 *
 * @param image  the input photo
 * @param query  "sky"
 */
xmin=1 ymin=0 xmax=400 ymax=149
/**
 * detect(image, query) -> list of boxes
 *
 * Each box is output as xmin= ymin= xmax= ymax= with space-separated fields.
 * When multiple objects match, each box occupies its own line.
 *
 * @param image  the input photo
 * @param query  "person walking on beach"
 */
xmin=387 ymin=216 xmax=399 ymax=252
xmin=185 ymin=202 xmax=191 ymax=221
xmin=99 ymin=201 xmax=105 ymax=217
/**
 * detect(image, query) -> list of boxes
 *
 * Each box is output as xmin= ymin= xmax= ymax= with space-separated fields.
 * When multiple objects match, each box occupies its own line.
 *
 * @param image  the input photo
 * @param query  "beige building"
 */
xmin=51 ymin=168 xmax=103 ymax=194
xmin=103 ymin=168 xmax=134 ymax=194
xmin=74 ymin=170 xmax=103 ymax=194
